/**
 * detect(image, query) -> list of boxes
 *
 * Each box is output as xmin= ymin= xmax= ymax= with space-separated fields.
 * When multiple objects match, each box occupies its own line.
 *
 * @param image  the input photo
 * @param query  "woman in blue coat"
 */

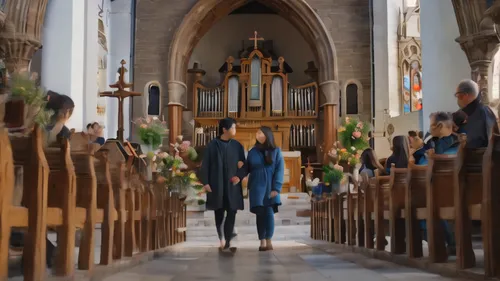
xmin=247 ymin=126 xmax=284 ymax=251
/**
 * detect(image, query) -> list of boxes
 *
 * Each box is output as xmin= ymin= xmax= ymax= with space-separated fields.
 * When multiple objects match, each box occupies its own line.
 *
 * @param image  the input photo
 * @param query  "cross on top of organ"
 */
xmin=191 ymin=31 xmax=319 ymax=162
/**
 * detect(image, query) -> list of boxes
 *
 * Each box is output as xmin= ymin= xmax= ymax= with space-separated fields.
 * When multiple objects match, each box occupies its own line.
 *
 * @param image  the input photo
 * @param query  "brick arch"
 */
xmin=167 ymin=0 xmax=338 ymax=103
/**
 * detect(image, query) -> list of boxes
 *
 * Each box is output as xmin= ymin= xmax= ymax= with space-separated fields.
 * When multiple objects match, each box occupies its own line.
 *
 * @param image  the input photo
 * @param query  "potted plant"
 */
xmin=4 ymin=72 xmax=53 ymax=135
xmin=322 ymin=164 xmax=344 ymax=192
xmin=133 ymin=116 xmax=168 ymax=180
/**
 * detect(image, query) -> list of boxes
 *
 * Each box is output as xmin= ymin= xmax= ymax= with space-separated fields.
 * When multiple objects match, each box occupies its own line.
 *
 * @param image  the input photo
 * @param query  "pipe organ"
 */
xmin=192 ymin=44 xmax=319 ymax=162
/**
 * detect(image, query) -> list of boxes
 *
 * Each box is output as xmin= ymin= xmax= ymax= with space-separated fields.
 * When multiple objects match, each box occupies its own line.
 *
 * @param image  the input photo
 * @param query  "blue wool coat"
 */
xmin=247 ymin=147 xmax=284 ymax=214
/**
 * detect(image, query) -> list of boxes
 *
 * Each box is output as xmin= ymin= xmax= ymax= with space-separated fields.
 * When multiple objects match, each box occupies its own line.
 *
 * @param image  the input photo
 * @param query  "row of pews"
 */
xmin=311 ymin=133 xmax=500 ymax=277
xmin=0 ymin=126 xmax=186 ymax=280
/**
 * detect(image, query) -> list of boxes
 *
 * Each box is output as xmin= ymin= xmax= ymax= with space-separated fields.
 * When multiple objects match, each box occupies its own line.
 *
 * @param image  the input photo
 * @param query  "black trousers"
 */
xmin=214 ymin=208 xmax=236 ymax=243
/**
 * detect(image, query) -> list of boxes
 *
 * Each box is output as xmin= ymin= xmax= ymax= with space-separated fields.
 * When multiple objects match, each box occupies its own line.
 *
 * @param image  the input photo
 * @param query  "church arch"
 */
xmin=341 ymin=79 xmax=363 ymax=116
xmin=167 ymin=0 xmax=338 ymax=105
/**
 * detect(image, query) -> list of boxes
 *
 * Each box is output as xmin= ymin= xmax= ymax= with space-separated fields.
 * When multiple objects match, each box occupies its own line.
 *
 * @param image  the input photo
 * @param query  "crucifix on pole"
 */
xmin=100 ymin=59 xmax=142 ymax=142
xmin=249 ymin=31 xmax=264 ymax=50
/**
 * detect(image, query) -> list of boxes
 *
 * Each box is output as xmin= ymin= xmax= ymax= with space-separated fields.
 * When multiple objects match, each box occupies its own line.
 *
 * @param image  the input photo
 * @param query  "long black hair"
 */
xmin=46 ymin=91 xmax=75 ymax=124
xmin=391 ymin=135 xmax=410 ymax=168
xmin=255 ymin=126 xmax=277 ymax=165
xmin=360 ymin=148 xmax=385 ymax=174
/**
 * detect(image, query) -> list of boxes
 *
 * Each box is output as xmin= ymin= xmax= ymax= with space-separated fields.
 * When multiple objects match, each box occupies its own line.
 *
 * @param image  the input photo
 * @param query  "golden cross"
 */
xmin=249 ymin=31 xmax=264 ymax=50
xmin=100 ymin=59 xmax=142 ymax=142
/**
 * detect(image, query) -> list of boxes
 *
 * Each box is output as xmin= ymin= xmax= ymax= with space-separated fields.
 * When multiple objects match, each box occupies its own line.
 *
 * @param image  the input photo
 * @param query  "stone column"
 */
xmin=319 ymin=80 xmax=340 ymax=164
xmin=452 ymin=0 xmax=500 ymax=104
xmin=167 ymin=80 xmax=187 ymax=146
xmin=456 ymin=33 xmax=498 ymax=104
xmin=0 ymin=0 xmax=49 ymax=73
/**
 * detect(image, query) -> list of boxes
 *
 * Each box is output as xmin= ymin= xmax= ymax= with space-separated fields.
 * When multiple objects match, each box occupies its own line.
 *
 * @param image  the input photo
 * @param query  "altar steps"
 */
xmin=186 ymin=193 xmax=311 ymax=227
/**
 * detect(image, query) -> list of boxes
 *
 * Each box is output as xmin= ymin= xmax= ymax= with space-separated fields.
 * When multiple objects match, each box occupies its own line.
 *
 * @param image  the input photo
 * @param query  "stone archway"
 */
xmin=166 ymin=0 xmax=340 ymax=149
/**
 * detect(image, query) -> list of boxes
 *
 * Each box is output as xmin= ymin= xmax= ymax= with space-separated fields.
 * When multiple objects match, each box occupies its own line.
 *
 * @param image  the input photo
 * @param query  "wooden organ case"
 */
xmin=192 ymin=41 xmax=319 ymax=192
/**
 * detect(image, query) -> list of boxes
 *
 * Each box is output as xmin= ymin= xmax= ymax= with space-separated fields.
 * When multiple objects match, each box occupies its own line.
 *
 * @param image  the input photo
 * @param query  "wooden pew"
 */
xmin=426 ymin=149 xmax=463 ymax=263
xmin=0 ymin=128 xmax=17 ymax=279
xmin=455 ymin=147 xmax=485 ymax=269
xmin=69 ymin=133 xmax=100 ymax=270
xmin=405 ymin=163 xmax=427 ymax=258
xmin=361 ymin=172 xmax=375 ymax=249
xmin=44 ymin=139 xmax=77 ymax=276
xmin=482 ymin=133 xmax=500 ymax=277
xmin=100 ymin=140 xmax=128 ymax=260
xmin=69 ymin=132 xmax=117 ymax=267
xmin=388 ymin=165 xmax=410 ymax=254
xmin=373 ymin=170 xmax=391 ymax=251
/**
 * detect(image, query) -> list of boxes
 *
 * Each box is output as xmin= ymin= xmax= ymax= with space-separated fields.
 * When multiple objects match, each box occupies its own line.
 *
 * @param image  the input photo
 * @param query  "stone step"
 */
xmin=187 ymin=217 xmax=310 ymax=227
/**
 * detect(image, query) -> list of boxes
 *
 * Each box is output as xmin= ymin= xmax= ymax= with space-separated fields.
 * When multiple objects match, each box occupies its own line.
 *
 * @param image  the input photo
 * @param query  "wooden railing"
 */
xmin=1 ymin=127 xmax=187 ymax=280
xmin=311 ymin=133 xmax=500 ymax=278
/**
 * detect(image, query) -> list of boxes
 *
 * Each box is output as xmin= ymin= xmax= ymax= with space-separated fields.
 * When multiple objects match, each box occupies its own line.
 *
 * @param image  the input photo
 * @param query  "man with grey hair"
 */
xmin=455 ymin=79 xmax=497 ymax=148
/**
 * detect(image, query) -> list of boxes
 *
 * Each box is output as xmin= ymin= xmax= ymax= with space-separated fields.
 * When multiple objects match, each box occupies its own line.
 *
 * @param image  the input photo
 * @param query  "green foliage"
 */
xmin=134 ymin=117 xmax=168 ymax=150
xmin=322 ymin=165 xmax=344 ymax=184
xmin=9 ymin=72 xmax=53 ymax=128
xmin=337 ymin=117 xmax=371 ymax=152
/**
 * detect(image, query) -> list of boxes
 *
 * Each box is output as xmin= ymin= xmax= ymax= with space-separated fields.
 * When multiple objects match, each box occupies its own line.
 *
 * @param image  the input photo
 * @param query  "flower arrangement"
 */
xmin=331 ymin=117 xmax=371 ymax=166
xmin=7 ymin=72 xmax=53 ymax=133
xmin=133 ymin=116 xmax=168 ymax=151
xmin=337 ymin=117 xmax=371 ymax=151
xmin=154 ymin=141 xmax=205 ymax=206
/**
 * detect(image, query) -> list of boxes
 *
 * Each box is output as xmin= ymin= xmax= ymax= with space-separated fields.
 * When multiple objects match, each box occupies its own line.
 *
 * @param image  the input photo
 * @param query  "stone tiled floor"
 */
xmin=102 ymin=239 xmax=467 ymax=281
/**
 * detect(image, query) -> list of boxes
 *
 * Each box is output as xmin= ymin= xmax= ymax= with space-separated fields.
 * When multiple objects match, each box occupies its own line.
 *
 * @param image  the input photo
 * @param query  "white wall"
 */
xmin=42 ymin=0 xmax=86 ymax=131
xmin=373 ymin=0 xmax=422 ymax=157
xmin=107 ymin=0 xmax=132 ymax=140
xmin=420 ymin=0 xmax=470 ymax=130
xmin=189 ymin=15 xmax=315 ymax=87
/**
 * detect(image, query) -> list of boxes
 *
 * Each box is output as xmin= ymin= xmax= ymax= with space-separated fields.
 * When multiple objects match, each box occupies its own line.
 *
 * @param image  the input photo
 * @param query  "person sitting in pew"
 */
xmin=45 ymin=91 xmax=75 ymax=144
xmin=359 ymin=148 xmax=386 ymax=177
xmin=428 ymin=112 xmax=460 ymax=155
xmin=410 ymin=135 xmax=427 ymax=165
xmin=385 ymin=135 xmax=410 ymax=175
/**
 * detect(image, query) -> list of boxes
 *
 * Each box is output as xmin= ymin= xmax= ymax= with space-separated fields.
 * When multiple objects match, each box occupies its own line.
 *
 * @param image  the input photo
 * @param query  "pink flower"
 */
xmin=352 ymin=131 xmax=361 ymax=139
xmin=356 ymin=122 xmax=363 ymax=129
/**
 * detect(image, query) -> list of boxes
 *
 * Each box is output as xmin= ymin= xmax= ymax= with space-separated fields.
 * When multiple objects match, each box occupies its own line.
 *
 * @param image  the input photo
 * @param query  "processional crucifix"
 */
xmin=100 ymin=59 xmax=142 ymax=142
xmin=249 ymin=31 xmax=264 ymax=49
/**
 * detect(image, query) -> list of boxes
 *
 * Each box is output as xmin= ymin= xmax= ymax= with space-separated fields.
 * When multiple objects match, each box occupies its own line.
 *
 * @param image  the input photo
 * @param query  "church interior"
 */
xmin=1 ymin=0 xmax=500 ymax=280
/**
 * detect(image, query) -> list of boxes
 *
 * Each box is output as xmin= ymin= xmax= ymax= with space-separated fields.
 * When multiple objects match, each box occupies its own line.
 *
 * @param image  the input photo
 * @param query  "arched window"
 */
xmin=144 ymin=81 xmax=162 ymax=117
xmin=346 ymin=84 xmax=359 ymax=115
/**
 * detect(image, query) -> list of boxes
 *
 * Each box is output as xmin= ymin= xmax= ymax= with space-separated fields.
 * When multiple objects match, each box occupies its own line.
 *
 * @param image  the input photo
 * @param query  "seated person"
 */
xmin=89 ymin=122 xmax=105 ymax=145
xmin=359 ymin=148 xmax=386 ymax=177
xmin=410 ymin=135 xmax=427 ymax=165
xmin=385 ymin=135 xmax=410 ymax=174
xmin=452 ymin=110 xmax=467 ymax=134
xmin=429 ymin=112 xmax=460 ymax=155
xmin=45 ymin=91 xmax=75 ymax=145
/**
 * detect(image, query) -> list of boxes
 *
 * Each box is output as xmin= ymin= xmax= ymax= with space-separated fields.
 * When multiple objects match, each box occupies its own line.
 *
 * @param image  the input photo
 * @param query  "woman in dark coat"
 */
xmin=198 ymin=118 xmax=247 ymax=251
xmin=247 ymin=126 xmax=284 ymax=251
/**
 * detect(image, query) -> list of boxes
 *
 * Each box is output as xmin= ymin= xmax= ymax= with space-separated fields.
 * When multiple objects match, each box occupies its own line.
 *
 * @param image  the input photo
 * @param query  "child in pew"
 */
xmin=452 ymin=110 xmax=467 ymax=134
xmin=385 ymin=135 xmax=411 ymax=175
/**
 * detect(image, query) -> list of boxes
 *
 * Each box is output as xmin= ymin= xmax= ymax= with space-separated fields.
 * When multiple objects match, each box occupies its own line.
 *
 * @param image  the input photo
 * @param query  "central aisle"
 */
xmin=103 ymin=240 xmax=466 ymax=281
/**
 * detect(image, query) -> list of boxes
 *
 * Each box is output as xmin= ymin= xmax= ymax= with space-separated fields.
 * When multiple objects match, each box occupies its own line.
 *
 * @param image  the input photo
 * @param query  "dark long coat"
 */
xmin=198 ymin=138 xmax=247 ymax=211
